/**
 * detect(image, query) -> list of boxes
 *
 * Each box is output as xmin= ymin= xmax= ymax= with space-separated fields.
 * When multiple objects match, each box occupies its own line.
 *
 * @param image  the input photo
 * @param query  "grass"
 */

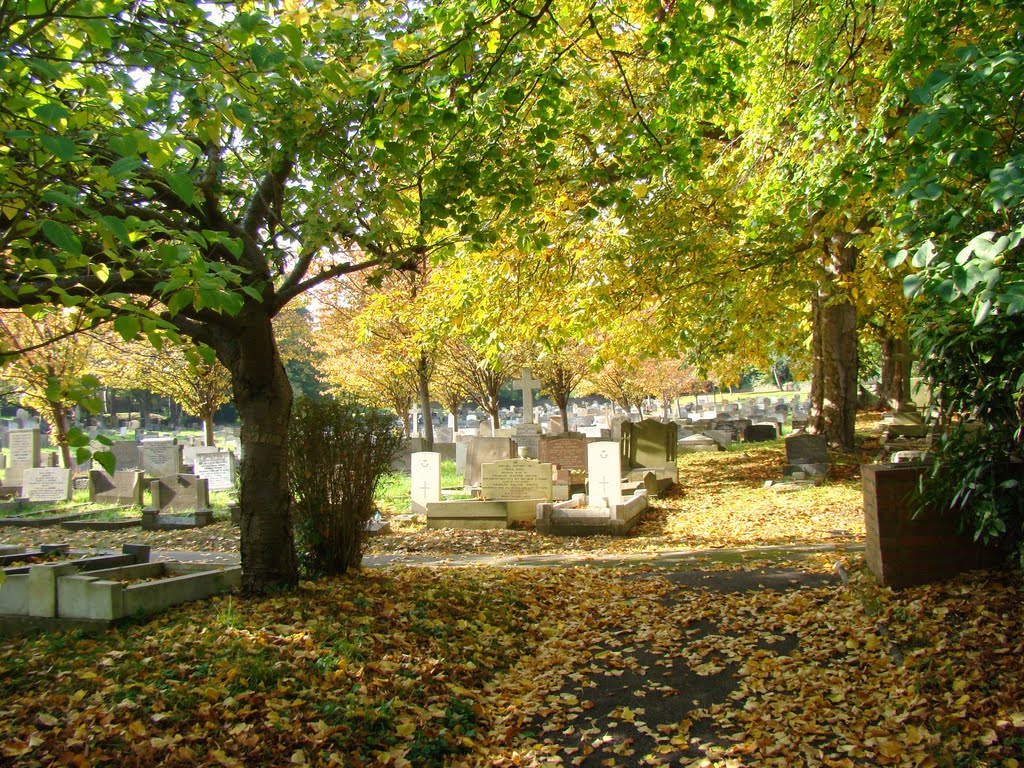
xmin=376 ymin=460 xmax=466 ymax=514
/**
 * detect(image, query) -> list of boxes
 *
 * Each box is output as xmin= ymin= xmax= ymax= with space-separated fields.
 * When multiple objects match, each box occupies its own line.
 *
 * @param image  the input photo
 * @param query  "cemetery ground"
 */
xmin=1 ymin=417 xmax=1022 ymax=766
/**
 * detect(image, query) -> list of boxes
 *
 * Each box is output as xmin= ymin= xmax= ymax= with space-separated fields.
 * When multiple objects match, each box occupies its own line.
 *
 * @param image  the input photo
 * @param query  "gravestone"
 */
xmin=109 ymin=441 xmax=141 ymax=472
xmin=480 ymin=459 xmax=553 ymax=501
xmin=511 ymin=368 xmax=542 ymax=425
xmin=22 ymin=467 xmax=72 ymax=502
xmin=464 ymin=437 xmax=515 ymax=487
xmin=677 ymin=434 xmax=719 ymax=454
xmin=744 ymin=423 xmax=777 ymax=442
xmin=703 ymin=429 xmax=732 ymax=450
xmin=141 ymin=443 xmax=182 ymax=477
xmin=783 ymin=434 xmax=828 ymax=478
xmin=411 ymin=451 xmax=441 ymax=514
xmin=147 ymin=475 xmax=211 ymax=513
xmin=538 ymin=434 xmax=589 ymax=472
xmin=6 ymin=428 xmax=41 ymax=487
xmin=89 ymin=469 xmax=145 ymax=506
xmin=622 ymin=419 xmax=678 ymax=468
xmin=193 ymin=451 xmax=237 ymax=491
xmin=514 ymin=423 xmax=542 ymax=459
xmin=547 ymin=416 xmax=564 ymax=434
xmin=587 ymin=441 xmax=622 ymax=509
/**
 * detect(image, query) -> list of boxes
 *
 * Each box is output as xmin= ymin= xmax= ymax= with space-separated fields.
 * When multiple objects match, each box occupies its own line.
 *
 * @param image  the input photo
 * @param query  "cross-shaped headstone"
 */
xmin=511 ymin=368 xmax=542 ymax=425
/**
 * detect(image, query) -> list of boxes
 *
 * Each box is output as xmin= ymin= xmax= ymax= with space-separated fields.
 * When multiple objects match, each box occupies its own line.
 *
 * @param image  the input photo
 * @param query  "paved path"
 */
xmin=144 ymin=541 xmax=862 ymax=569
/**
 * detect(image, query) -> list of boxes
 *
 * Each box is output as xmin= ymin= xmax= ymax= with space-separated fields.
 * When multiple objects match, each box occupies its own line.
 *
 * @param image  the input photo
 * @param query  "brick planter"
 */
xmin=862 ymin=464 xmax=1002 ymax=588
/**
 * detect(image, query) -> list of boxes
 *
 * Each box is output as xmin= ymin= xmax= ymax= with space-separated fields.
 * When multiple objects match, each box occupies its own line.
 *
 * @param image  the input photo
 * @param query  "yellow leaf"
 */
xmin=290 ymin=750 xmax=307 ymax=764
xmin=396 ymin=722 xmax=416 ymax=738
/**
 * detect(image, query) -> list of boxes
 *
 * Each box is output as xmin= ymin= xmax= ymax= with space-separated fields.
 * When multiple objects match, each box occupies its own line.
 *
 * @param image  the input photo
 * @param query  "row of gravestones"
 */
xmin=412 ymin=439 xmax=636 ymax=513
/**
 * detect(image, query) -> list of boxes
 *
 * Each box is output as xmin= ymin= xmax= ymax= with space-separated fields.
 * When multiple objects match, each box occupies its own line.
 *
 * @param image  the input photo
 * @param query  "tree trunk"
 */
xmin=877 ymin=335 xmax=908 ymax=411
xmin=417 ymin=352 xmax=433 ymax=451
xmin=203 ymin=408 xmax=216 ymax=447
xmin=809 ymin=290 xmax=825 ymax=434
xmin=211 ymin=310 xmax=298 ymax=594
xmin=818 ymin=237 xmax=859 ymax=451
xmin=48 ymin=401 xmax=72 ymax=469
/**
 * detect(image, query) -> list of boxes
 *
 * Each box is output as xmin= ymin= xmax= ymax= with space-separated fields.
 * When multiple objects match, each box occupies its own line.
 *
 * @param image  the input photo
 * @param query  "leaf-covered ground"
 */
xmin=1 ymin=561 xmax=1022 ymax=767
xmin=2 ymin=418 xmax=1019 ymax=766
xmin=0 ymin=440 xmax=864 ymax=558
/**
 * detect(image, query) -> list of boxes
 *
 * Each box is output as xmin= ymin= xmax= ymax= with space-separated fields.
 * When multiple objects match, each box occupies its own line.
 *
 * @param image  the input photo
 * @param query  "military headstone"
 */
xmin=587 ymin=441 xmax=623 ymax=508
xmin=411 ymin=451 xmax=441 ymax=514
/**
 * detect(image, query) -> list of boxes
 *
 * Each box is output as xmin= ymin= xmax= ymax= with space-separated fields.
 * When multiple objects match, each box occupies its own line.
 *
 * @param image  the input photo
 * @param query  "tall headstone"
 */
xmin=411 ymin=451 xmax=441 ymax=514
xmin=621 ymin=419 xmax=678 ymax=468
xmin=6 ymin=428 xmax=41 ymax=487
xmin=464 ymin=437 xmax=515 ymax=487
xmin=587 ymin=441 xmax=622 ymax=509
xmin=110 ymin=441 xmax=142 ymax=471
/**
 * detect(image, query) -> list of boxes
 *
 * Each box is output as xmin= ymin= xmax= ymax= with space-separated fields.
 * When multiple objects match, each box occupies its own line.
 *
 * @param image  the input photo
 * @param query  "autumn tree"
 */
xmin=0 ymin=309 xmax=98 ymax=467
xmin=92 ymin=338 xmax=232 ymax=446
xmin=1 ymin=0 xmax=652 ymax=592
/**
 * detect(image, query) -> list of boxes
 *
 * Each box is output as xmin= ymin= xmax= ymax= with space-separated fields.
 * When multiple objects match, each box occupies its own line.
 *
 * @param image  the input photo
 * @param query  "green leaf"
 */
xmin=65 ymin=427 xmax=90 ymax=448
xmin=41 ymin=220 xmax=82 ymax=256
xmin=165 ymin=172 xmax=195 ymax=205
xmin=94 ymin=450 xmax=116 ymax=474
xmin=40 ymin=134 xmax=77 ymax=161
xmin=114 ymin=314 xmax=142 ymax=341
xmin=903 ymin=273 xmax=926 ymax=298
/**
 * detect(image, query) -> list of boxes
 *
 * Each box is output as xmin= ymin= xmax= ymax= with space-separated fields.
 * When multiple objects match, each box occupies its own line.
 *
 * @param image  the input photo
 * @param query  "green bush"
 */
xmin=287 ymin=397 xmax=404 ymax=577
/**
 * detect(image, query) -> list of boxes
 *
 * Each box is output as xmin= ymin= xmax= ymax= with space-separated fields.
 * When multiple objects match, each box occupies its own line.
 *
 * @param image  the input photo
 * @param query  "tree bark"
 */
xmin=877 ymin=335 xmax=908 ymax=411
xmin=210 ymin=309 xmax=298 ymax=594
xmin=48 ymin=401 xmax=71 ymax=469
xmin=417 ymin=352 xmax=433 ymax=451
xmin=817 ymin=237 xmax=859 ymax=451
xmin=809 ymin=292 xmax=825 ymax=434
xmin=203 ymin=408 xmax=216 ymax=447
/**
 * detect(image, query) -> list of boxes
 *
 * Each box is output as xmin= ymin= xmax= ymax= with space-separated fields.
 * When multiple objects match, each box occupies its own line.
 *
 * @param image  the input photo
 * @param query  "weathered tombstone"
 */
xmin=587 ymin=441 xmax=622 ymax=509
xmin=109 ymin=441 xmax=142 ymax=471
xmin=677 ymin=434 xmax=719 ymax=454
xmin=147 ymin=475 xmax=211 ymax=513
xmin=703 ymin=429 xmax=732 ymax=450
xmin=89 ymin=469 xmax=145 ymax=506
xmin=480 ymin=459 xmax=553 ymax=501
xmin=455 ymin=439 xmax=470 ymax=477
xmin=22 ymin=467 xmax=72 ymax=502
xmin=784 ymin=434 xmax=828 ymax=477
xmin=547 ymin=415 xmax=564 ymax=434
xmin=140 ymin=442 xmax=182 ymax=478
xmin=622 ymin=419 xmax=678 ymax=468
xmin=193 ymin=451 xmax=237 ymax=491
xmin=410 ymin=451 xmax=441 ymax=514
xmin=538 ymin=434 xmax=589 ymax=472
xmin=743 ymin=423 xmax=777 ymax=442
xmin=6 ymin=427 xmax=41 ymax=487
xmin=433 ymin=426 xmax=454 ymax=444
xmin=511 ymin=368 xmax=542 ymax=425
xmin=464 ymin=437 xmax=515 ymax=487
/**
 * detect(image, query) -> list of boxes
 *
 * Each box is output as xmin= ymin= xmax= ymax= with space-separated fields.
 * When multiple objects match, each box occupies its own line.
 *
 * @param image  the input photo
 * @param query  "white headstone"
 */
xmin=411 ymin=451 xmax=441 ymax=514
xmin=511 ymin=368 xmax=542 ymax=425
xmin=587 ymin=441 xmax=622 ymax=509
xmin=193 ymin=451 xmax=236 ymax=491
xmin=22 ymin=467 xmax=72 ymax=502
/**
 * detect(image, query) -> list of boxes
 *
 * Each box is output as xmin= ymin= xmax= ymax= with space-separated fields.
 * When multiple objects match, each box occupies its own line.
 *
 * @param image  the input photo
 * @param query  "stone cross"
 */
xmin=512 ymin=368 xmax=542 ymax=425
